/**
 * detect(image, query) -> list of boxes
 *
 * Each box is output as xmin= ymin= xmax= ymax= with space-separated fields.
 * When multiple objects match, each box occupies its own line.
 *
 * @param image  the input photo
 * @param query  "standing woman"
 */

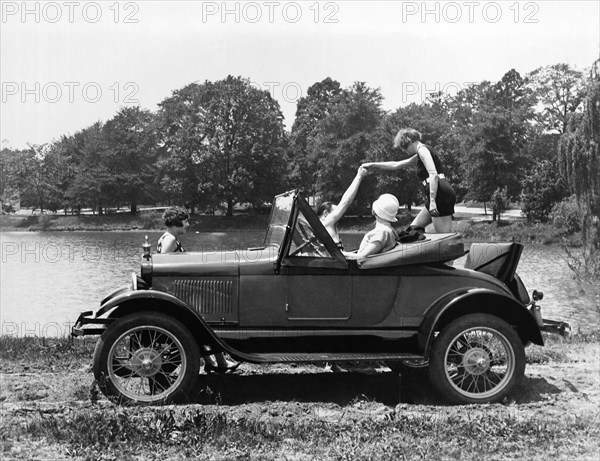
xmin=363 ymin=128 xmax=455 ymax=233
xmin=158 ymin=207 xmax=240 ymax=373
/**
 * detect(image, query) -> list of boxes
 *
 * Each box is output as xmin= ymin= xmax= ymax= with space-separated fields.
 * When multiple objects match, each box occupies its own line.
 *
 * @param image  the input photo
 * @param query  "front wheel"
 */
xmin=429 ymin=314 xmax=525 ymax=404
xmin=93 ymin=312 xmax=201 ymax=404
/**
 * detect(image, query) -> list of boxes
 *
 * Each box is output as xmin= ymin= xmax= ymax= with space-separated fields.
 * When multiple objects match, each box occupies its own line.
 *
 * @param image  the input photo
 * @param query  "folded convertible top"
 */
xmin=357 ymin=233 xmax=465 ymax=269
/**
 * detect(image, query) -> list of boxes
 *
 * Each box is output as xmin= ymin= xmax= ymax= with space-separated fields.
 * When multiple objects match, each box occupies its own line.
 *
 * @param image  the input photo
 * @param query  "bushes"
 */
xmin=550 ymin=195 xmax=583 ymax=234
xmin=139 ymin=211 xmax=164 ymax=229
xmin=520 ymin=160 xmax=568 ymax=222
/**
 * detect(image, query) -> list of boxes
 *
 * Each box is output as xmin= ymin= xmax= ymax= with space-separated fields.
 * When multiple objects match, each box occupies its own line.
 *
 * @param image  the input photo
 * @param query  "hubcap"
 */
xmin=130 ymin=348 xmax=162 ymax=377
xmin=463 ymin=348 xmax=490 ymax=375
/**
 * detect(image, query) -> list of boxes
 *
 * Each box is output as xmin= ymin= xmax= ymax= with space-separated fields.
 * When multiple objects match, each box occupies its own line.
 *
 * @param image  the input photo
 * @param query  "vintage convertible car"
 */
xmin=73 ymin=190 xmax=561 ymax=405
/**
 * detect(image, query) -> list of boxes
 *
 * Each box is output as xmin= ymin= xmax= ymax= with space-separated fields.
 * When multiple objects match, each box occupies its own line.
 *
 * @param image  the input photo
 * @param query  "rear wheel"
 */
xmin=429 ymin=314 xmax=525 ymax=404
xmin=93 ymin=312 xmax=201 ymax=404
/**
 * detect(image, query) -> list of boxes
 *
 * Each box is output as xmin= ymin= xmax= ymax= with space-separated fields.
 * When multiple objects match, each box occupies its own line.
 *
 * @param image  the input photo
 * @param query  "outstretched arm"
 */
xmin=321 ymin=166 xmax=367 ymax=227
xmin=362 ymin=155 xmax=418 ymax=171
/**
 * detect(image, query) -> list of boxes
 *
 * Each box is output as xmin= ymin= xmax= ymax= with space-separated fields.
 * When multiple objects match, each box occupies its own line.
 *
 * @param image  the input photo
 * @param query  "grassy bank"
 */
xmin=453 ymin=219 xmax=581 ymax=246
xmin=0 ymin=212 xmax=271 ymax=233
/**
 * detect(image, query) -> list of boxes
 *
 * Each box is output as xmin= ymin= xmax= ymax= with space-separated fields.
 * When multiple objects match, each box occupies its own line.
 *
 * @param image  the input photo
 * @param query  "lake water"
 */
xmin=1 ymin=231 xmax=598 ymax=337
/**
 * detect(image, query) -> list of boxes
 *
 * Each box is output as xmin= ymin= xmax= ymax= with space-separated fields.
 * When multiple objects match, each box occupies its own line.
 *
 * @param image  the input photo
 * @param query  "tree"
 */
xmin=296 ymin=81 xmax=384 ymax=211
xmin=102 ymin=107 xmax=160 ymax=213
xmin=558 ymin=60 xmax=600 ymax=277
xmin=64 ymin=123 xmax=114 ymax=215
xmin=288 ymin=77 xmax=343 ymax=194
xmin=527 ymin=63 xmax=586 ymax=134
xmin=157 ymin=76 xmax=287 ymax=215
xmin=520 ymin=159 xmax=568 ymax=222
xmin=453 ymin=70 xmax=535 ymax=218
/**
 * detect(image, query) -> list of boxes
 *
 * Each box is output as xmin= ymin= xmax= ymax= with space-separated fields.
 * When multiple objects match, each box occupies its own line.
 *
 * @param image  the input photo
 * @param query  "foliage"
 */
xmin=101 ymin=107 xmax=161 ymax=213
xmin=288 ymin=77 xmax=343 ymax=194
xmin=156 ymin=76 xmax=287 ymax=215
xmin=550 ymin=195 xmax=583 ymax=234
xmin=520 ymin=159 xmax=568 ymax=222
xmin=527 ymin=63 xmax=586 ymax=133
xmin=292 ymin=80 xmax=385 ymax=212
xmin=452 ymin=70 xmax=535 ymax=207
xmin=558 ymin=59 xmax=600 ymax=280
xmin=1 ymin=64 xmax=593 ymax=220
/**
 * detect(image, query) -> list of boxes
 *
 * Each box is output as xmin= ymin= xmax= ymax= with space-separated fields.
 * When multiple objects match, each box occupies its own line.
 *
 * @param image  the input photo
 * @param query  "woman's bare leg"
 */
xmin=410 ymin=207 xmax=432 ymax=229
xmin=432 ymin=216 xmax=453 ymax=233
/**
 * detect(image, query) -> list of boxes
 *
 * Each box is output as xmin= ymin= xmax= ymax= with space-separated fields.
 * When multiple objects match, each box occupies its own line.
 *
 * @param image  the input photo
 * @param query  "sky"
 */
xmin=1 ymin=0 xmax=599 ymax=149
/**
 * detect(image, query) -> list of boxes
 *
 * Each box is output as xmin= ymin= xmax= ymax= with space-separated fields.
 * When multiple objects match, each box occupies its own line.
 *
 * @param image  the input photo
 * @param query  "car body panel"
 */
xmin=75 ymin=189 xmax=544 ymax=360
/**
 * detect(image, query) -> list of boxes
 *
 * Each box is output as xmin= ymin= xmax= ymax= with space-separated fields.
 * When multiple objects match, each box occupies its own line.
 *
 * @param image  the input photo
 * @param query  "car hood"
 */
xmin=150 ymin=247 xmax=278 ymax=277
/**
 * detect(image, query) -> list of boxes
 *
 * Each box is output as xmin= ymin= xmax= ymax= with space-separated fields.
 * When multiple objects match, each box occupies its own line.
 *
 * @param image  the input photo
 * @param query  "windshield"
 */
xmin=263 ymin=190 xmax=295 ymax=249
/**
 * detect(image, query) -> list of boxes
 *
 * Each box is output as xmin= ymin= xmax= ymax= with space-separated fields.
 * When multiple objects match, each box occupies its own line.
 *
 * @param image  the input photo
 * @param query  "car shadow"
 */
xmin=508 ymin=376 xmax=562 ymax=404
xmin=189 ymin=368 xmax=563 ymax=406
xmin=191 ymin=371 xmax=404 ymax=406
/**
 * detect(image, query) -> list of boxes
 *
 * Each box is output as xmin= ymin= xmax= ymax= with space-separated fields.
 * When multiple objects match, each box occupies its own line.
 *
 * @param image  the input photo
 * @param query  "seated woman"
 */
xmin=343 ymin=193 xmax=399 ymax=260
xmin=317 ymin=166 xmax=368 ymax=250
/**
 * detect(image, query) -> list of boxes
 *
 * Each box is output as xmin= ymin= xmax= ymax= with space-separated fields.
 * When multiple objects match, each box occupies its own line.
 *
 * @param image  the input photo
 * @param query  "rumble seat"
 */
xmin=357 ymin=233 xmax=465 ymax=269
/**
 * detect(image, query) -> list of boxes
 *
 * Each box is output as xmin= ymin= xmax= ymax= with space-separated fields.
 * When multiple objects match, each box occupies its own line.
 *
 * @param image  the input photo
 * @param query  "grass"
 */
xmin=2 ymin=399 xmax=598 ymax=460
xmin=0 ymin=336 xmax=96 ymax=372
xmin=1 ymin=333 xmax=598 ymax=460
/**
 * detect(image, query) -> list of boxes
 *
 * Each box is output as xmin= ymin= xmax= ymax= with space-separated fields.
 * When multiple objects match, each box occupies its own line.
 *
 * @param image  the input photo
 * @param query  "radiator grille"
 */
xmin=172 ymin=279 xmax=233 ymax=315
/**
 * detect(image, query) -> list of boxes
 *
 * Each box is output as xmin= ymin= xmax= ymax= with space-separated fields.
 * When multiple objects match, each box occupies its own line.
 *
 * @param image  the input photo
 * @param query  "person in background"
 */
xmin=363 ymin=128 xmax=455 ymax=233
xmin=317 ymin=166 xmax=368 ymax=250
xmin=158 ymin=207 xmax=240 ymax=373
xmin=343 ymin=193 xmax=400 ymax=260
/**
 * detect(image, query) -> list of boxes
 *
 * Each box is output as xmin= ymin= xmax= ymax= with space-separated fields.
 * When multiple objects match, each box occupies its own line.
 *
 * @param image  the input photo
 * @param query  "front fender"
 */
xmin=419 ymin=288 xmax=543 ymax=357
xmin=93 ymin=290 xmax=253 ymax=362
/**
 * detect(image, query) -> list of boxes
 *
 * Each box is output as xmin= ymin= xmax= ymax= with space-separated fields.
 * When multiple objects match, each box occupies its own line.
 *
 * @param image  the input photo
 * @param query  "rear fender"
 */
xmin=95 ymin=290 xmax=249 ymax=361
xmin=419 ymin=288 xmax=543 ymax=357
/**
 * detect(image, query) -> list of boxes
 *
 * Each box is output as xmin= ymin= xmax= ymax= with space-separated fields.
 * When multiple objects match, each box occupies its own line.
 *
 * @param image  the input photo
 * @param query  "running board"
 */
xmin=233 ymin=352 xmax=424 ymax=364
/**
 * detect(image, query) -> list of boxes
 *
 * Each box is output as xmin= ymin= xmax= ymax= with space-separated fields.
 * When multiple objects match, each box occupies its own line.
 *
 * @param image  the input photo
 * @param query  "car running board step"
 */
xmin=240 ymin=352 xmax=424 ymax=364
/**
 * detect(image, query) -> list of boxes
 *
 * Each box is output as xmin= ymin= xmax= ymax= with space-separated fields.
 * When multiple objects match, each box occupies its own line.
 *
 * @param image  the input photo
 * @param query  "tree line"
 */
xmin=0 ymin=63 xmax=596 ymax=229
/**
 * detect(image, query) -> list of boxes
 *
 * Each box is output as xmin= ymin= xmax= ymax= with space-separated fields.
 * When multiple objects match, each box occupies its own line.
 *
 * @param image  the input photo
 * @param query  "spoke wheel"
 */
xmin=93 ymin=312 xmax=200 ymax=404
xmin=429 ymin=314 xmax=525 ymax=404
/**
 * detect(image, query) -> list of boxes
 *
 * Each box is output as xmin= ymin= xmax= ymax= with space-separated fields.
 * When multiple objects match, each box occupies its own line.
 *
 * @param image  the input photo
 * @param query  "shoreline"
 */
xmin=0 ymin=209 xmax=581 ymax=246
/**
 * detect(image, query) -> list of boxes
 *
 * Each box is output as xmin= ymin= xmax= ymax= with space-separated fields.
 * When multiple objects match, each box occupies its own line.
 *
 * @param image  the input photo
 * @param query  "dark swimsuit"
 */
xmin=416 ymin=144 xmax=456 ymax=217
xmin=157 ymin=233 xmax=185 ymax=253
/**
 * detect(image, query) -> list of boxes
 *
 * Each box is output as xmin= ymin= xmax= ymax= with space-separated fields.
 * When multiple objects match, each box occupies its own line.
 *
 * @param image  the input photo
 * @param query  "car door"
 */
xmin=282 ymin=208 xmax=352 ymax=322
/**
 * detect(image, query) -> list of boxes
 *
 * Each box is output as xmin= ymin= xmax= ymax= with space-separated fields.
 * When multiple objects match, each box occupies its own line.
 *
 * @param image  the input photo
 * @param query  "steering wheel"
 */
xmin=290 ymin=235 xmax=321 ymax=256
xmin=290 ymin=220 xmax=327 ymax=257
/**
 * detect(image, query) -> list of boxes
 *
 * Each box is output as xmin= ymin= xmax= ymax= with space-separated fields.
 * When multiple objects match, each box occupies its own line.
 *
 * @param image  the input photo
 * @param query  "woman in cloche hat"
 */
xmin=344 ymin=193 xmax=400 ymax=260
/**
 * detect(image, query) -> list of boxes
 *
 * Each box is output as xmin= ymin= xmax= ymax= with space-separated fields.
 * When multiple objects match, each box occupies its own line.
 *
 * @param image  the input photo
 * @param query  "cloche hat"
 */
xmin=372 ymin=194 xmax=399 ymax=222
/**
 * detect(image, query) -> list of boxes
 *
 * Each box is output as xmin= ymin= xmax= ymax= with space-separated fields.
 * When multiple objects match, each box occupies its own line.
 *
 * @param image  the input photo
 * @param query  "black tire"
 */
xmin=93 ymin=312 xmax=201 ymax=405
xmin=429 ymin=314 xmax=525 ymax=404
